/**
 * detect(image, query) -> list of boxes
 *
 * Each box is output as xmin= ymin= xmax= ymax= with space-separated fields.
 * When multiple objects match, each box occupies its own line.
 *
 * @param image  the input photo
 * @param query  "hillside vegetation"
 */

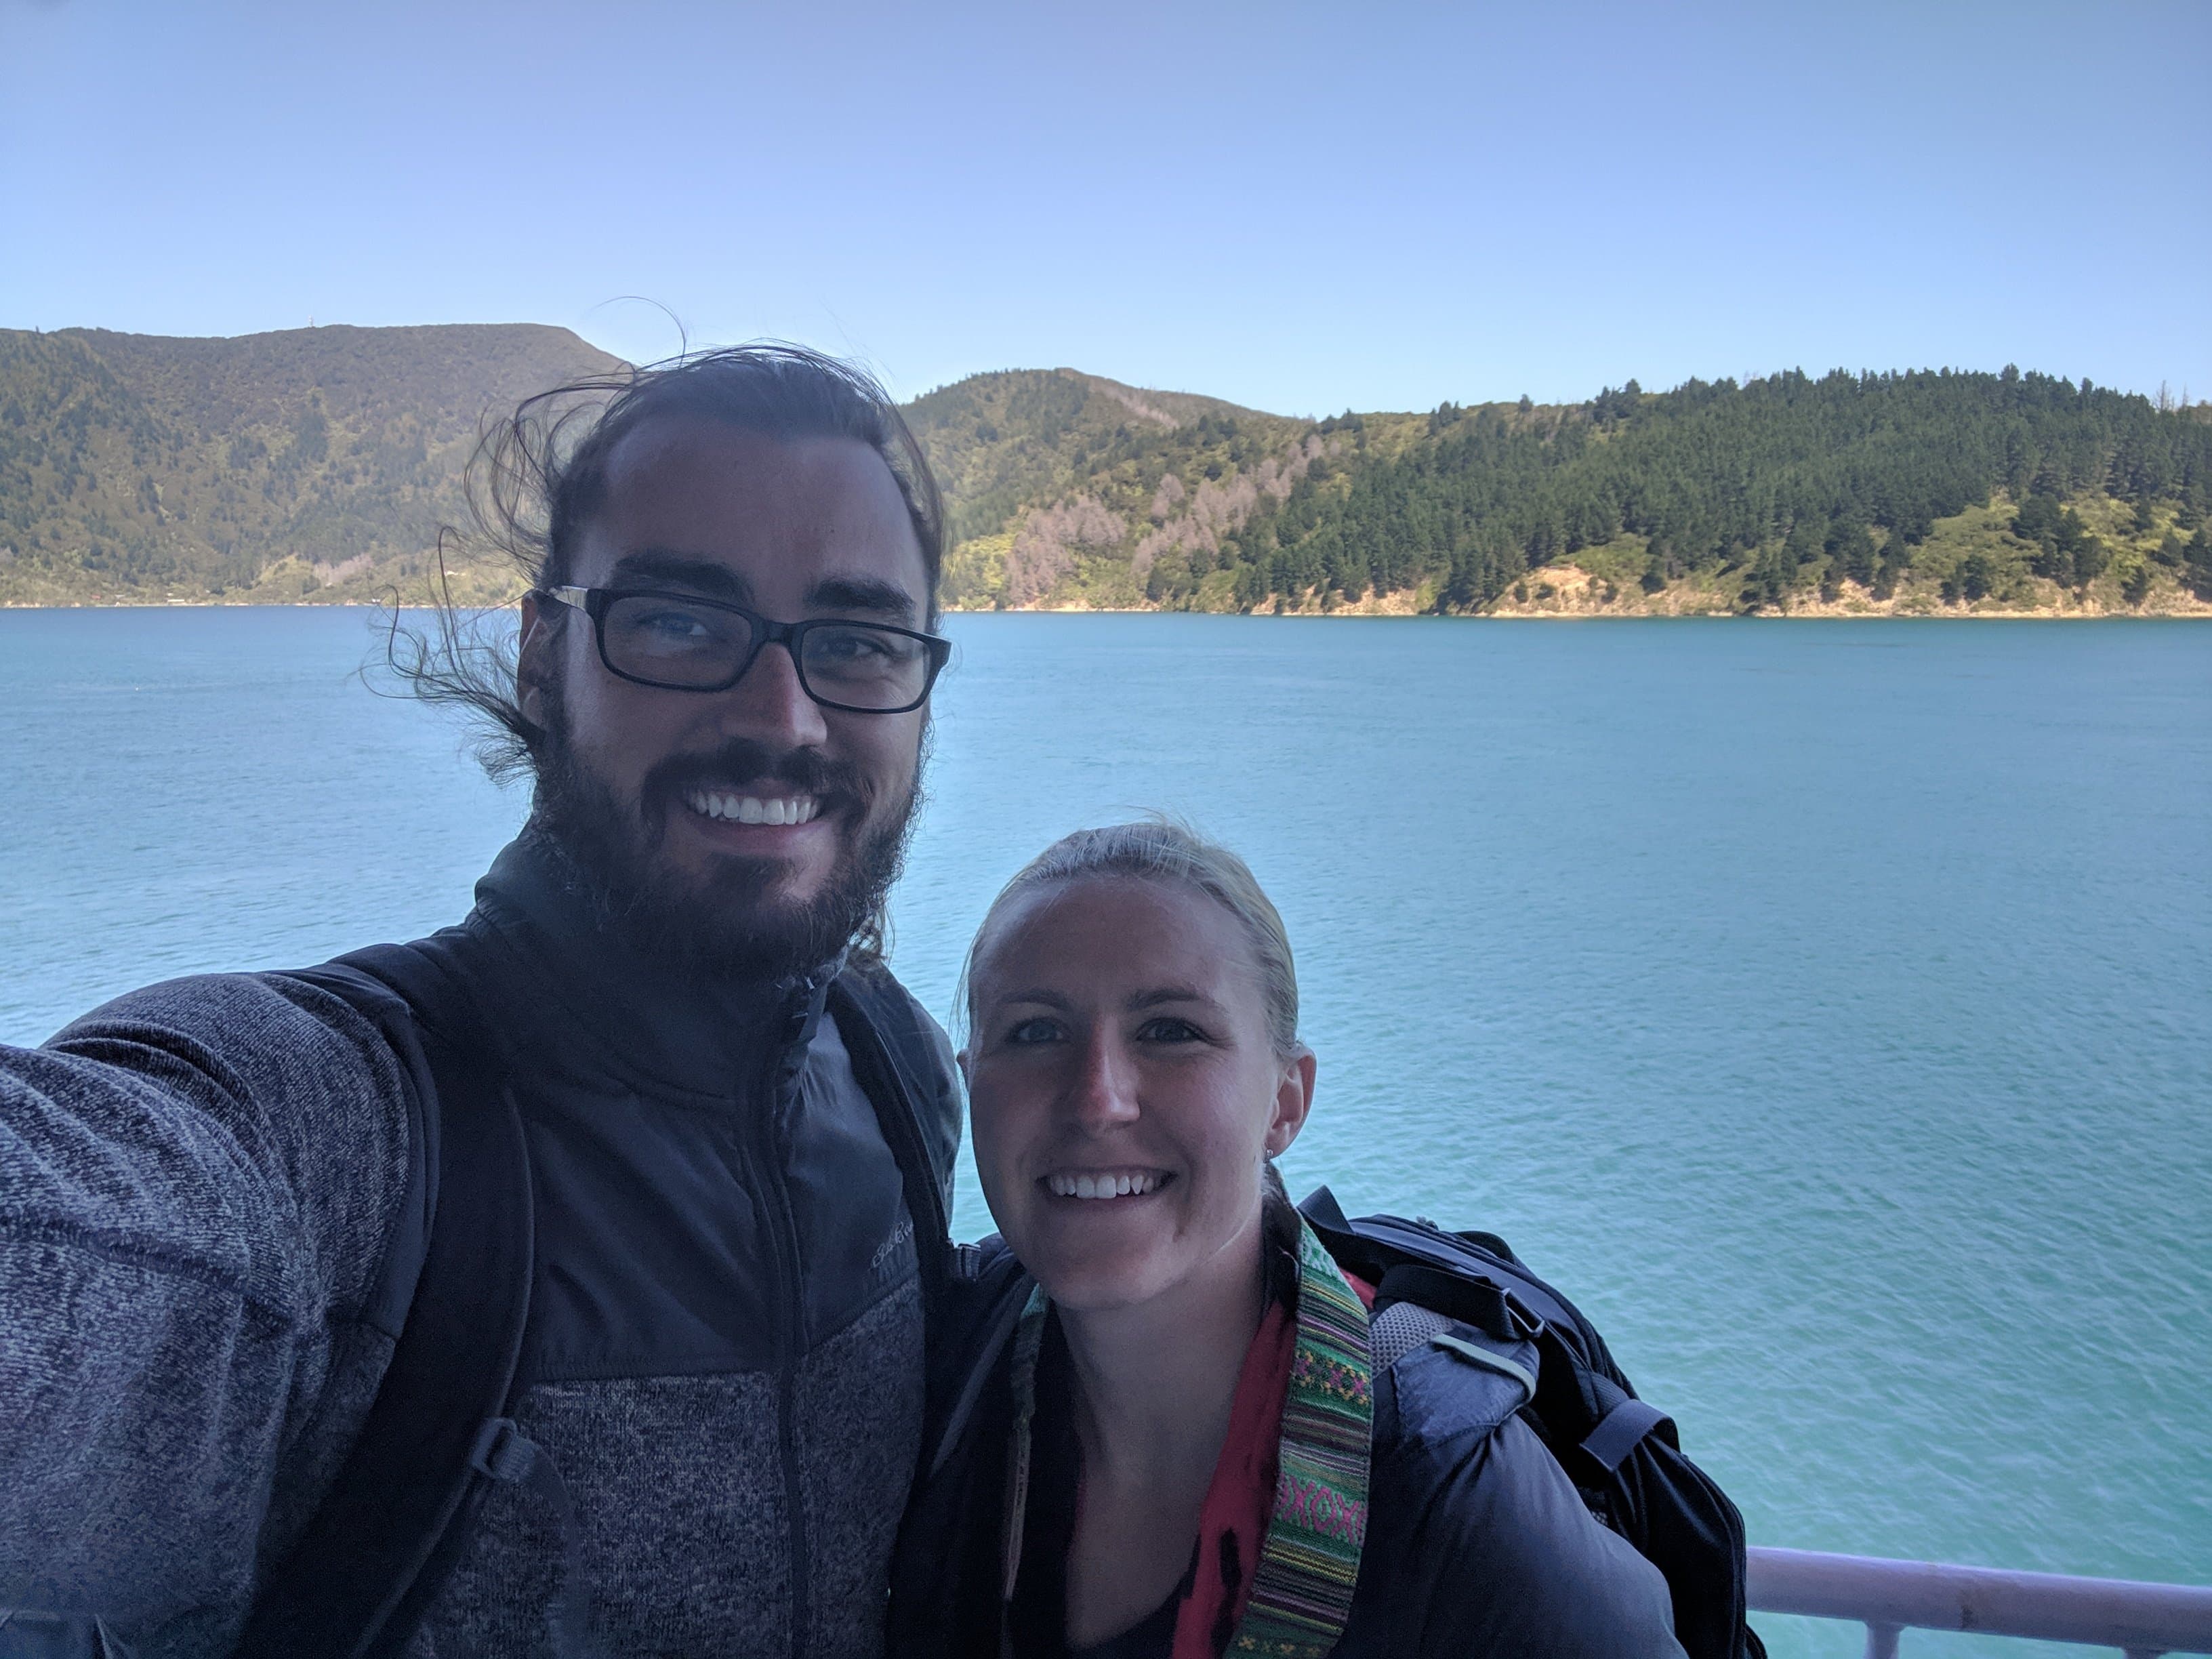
xmin=0 ymin=324 xmax=620 ymax=605
xmin=3 ymin=325 xmax=2208 ymax=616
xmin=909 ymin=367 xmax=2212 ymax=618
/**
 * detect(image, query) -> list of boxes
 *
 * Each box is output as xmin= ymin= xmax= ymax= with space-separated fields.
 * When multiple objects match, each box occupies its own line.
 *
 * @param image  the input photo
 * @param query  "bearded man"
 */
xmin=0 ymin=347 xmax=963 ymax=1658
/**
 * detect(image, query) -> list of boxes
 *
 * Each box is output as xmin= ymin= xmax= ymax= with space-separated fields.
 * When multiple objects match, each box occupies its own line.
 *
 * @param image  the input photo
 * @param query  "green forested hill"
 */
xmin=900 ymin=369 xmax=1318 ymax=607
xmin=3 ymin=325 xmax=2207 ymax=615
xmin=902 ymin=369 xmax=1303 ymax=544
xmin=924 ymin=367 xmax=2212 ymax=617
xmin=0 ymin=323 xmax=620 ymax=604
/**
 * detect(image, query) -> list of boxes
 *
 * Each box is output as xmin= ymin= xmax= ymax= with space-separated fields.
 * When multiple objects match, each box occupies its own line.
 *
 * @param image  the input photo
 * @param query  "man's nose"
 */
xmin=716 ymin=640 xmax=830 ymax=750
xmin=1069 ymin=1031 xmax=1141 ymax=1132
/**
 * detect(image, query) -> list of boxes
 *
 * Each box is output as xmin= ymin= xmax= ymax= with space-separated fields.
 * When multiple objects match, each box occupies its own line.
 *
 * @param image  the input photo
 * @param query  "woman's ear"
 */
xmin=956 ymin=1046 xmax=973 ymax=1089
xmin=1264 ymin=1046 xmax=1317 ymax=1158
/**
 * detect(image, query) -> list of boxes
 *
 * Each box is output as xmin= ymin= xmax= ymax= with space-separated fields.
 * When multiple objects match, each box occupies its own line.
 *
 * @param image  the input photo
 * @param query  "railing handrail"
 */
xmin=1749 ymin=1547 xmax=2212 ymax=1654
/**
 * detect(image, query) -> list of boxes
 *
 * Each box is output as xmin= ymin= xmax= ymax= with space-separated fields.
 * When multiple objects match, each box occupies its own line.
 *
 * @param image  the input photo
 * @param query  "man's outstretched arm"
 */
xmin=0 ymin=972 xmax=415 ymax=1632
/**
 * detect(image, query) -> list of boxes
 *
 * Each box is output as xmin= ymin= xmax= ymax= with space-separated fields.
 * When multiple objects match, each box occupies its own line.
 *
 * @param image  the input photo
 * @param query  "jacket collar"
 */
xmin=460 ymin=827 xmax=840 ymax=1099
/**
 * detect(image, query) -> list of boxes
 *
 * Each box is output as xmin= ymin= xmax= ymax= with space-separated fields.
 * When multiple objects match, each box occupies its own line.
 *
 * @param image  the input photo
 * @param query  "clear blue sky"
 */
xmin=2 ymin=0 xmax=2205 ymax=415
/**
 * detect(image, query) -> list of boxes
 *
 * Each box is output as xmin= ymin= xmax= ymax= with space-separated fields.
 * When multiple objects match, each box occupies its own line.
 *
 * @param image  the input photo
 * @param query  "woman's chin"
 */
xmin=1025 ymin=1245 xmax=1176 ymax=1315
xmin=1038 ymin=1271 xmax=1166 ymax=1315
xmin=1012 ymin=1192 xmax=1261 ymax=1317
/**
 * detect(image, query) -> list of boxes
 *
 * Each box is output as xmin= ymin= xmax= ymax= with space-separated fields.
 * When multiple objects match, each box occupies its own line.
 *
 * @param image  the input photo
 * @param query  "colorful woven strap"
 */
xmin=1226 ymin=1218 xmax=1374 ymax=1658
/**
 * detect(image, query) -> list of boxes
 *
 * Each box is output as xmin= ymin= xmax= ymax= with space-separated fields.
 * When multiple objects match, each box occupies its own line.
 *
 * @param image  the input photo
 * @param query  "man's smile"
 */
xmin=682 ymin=787 xmax=825 ymax=825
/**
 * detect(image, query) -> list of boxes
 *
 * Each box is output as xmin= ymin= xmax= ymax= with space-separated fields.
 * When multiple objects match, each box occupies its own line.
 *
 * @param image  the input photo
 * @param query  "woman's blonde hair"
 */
xmin=961 ymin=817 xmax=1300 ymax=1059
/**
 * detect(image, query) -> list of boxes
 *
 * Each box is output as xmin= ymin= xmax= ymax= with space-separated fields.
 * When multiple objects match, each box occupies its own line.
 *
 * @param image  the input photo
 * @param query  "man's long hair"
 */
xmin=387 ymin=342 xmax=946 ymax=966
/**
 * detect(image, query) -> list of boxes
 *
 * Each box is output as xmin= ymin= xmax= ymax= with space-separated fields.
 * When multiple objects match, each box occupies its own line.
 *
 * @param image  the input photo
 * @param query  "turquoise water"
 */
xmin=3 ymin=608 xmax=2207 ymax=1656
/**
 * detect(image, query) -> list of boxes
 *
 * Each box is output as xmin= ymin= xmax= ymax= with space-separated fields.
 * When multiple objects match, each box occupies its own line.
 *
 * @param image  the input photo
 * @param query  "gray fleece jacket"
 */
xmin=0 ymin=832 xmax=962 ymax=1658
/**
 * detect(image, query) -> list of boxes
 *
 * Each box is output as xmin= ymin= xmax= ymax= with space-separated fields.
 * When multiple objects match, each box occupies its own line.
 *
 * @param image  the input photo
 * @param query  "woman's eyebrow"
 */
xmin=994 ymin=989 xmax=1072 ymax=1010
xmin=1126 ymin=986 xmax=1214 ymax=1011
xmin=986 ymin=986 xmax=1218 ymax=1012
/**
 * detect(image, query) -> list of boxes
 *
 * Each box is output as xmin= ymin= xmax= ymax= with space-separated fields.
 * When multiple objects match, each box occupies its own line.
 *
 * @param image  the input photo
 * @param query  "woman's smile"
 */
xmin=1041 ymin=1168 xmax=1174 ymax=1202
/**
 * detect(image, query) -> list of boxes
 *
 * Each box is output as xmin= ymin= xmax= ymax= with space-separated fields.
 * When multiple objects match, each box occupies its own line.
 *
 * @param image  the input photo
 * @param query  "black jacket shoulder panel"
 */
xmin=1349 ymin=1403 xmax=1686 ymax=1658
xmin=1378 ymin=1338 xmax=1532 ymax=1458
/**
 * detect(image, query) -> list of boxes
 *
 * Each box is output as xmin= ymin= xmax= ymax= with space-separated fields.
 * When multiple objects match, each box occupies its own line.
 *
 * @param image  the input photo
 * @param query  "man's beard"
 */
xmin=528 ymin=684 xmax=922 ymax=982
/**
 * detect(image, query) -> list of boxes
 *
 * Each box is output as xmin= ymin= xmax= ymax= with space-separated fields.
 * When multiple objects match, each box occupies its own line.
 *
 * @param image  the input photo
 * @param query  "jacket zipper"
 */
xmin=739 ymin=1010 xmax=813 ymax=1659
xmin=756 ymin=981 xmax=942 ymax=1659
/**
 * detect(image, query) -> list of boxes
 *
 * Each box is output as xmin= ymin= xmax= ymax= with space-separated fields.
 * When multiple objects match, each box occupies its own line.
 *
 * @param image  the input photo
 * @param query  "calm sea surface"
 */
xmin=2 ymin=608 xmax=2207 ymax=1656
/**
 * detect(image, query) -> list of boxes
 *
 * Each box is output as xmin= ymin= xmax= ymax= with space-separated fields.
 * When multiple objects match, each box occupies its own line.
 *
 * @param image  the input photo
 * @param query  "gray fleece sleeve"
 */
xmin=0 ymin=972 xmax=415 ymax=1631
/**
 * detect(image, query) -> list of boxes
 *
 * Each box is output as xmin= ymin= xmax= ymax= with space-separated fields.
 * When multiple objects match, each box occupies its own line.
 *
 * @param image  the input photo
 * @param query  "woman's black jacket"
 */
xmin=888 ymin=1236 xmax=1687 ymax=1658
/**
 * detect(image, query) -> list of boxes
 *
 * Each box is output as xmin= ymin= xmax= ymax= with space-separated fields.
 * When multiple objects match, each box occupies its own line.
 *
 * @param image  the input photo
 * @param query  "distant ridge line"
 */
xmin=1 ymin=325 xmax=2206 ymax=616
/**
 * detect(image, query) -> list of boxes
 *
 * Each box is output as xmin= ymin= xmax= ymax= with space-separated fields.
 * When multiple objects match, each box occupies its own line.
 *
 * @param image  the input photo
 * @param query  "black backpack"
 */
xmin=235 ymin=940 xmax=956 ymax=1659
xmin=1297 ymin=1187 xmax=1765 ymax=1659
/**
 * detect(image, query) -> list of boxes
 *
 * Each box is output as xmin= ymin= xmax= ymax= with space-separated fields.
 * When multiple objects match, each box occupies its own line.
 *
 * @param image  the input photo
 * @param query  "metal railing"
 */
xmin=1749 ymin=1547 xmax=2212 ymax=1658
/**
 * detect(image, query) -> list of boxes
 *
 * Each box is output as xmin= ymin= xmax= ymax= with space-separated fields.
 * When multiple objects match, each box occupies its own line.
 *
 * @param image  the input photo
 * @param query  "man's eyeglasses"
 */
xmin=539 ymin=586 xmax=951 ymax=714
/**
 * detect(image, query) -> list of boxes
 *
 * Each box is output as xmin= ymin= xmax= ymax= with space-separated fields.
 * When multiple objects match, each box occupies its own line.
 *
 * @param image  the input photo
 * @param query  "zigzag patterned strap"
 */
xmin=1227 ymin=1218 xmax=1375 ymax=1658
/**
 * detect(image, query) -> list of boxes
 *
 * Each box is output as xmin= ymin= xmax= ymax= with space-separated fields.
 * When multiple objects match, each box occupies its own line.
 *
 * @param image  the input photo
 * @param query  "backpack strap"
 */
xmin=1298 ymin=1185 xmax=1582 ymax=1336
xmin=239 ymin=943 xmax=541 ymax=1659
xmin=1579 ymin=1387 xmax=1673 ymax=1473
xmin=827 ymin=970 xmax=958 ymax=1285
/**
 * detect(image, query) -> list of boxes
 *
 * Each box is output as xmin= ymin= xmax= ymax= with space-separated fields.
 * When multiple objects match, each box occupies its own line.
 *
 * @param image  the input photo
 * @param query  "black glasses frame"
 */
xmin=539 ymin=585 xmax=950 ymax=714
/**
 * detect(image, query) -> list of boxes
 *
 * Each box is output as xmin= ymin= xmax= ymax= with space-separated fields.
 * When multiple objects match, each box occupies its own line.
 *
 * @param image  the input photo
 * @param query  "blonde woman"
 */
xmin=890 ymin=822 xmax=1686 ymax=1658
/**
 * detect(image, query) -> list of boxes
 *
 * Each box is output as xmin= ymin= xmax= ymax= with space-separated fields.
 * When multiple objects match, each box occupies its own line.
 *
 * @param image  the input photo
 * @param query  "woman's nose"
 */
xmin=1069 ymin=1032 xmax=1140 ymax=1130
